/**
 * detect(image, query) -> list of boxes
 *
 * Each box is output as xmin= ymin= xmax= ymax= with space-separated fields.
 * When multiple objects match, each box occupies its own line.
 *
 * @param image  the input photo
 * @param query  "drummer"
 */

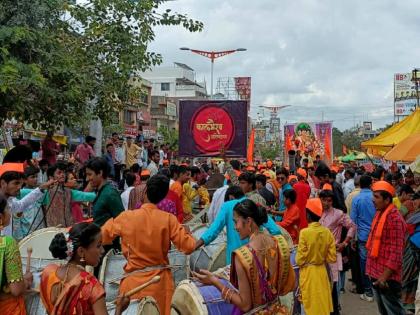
xmin=101 ymin=174 xmax=197 ymax=315
xmin=0 ymin=192 xmax=34 ymax=314
xmin=195 ymin=185 xmax=281 ymax=264
xmin=193 ymin=199 xmax=295 ymax=314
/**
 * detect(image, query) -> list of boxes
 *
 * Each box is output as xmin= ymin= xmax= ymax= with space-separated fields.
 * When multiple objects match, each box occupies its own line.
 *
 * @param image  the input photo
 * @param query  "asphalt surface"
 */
xmin=340 ymin=273 xmax=379 ymax=315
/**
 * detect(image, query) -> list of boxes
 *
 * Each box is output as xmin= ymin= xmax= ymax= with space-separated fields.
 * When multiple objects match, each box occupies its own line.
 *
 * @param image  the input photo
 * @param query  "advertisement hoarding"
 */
xmin=394 ymin=73 xmax=417 ymax=116
xmin=179 ymin=100 xmax=248 ymax=157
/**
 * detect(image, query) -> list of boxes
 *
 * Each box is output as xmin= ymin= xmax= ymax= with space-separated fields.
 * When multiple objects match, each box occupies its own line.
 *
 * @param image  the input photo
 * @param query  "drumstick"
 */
xmin=111 ymin=276 xmax=160 ymax=304
xmin=26 ymin=247 xmax=33 ymax=274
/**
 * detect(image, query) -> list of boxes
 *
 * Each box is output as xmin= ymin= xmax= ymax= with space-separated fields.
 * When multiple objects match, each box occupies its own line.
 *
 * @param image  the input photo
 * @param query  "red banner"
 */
xmin=234 ymin=77 xmax=251 ymax=101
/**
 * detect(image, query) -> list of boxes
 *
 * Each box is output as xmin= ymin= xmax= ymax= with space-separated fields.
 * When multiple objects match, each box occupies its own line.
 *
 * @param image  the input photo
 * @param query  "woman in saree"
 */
xmin=40 ymin=222 xmax=129 ymax=314
xmin=0 ymin=192 xmax=33 ymax=314
xmin=193 ymin=199 xmax=295 ymax=314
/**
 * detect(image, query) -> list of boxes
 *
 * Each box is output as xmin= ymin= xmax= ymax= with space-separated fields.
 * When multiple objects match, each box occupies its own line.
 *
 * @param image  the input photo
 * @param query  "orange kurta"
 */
xmin=101 ymin=203 xmax=196 ymax=315
xmin=170 ymin=181 xmax=183 ymax=198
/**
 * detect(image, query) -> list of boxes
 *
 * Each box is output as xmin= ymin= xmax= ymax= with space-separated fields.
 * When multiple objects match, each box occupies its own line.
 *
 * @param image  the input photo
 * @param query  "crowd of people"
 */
xmin=0 ymin=131 xmax=418 ymax=315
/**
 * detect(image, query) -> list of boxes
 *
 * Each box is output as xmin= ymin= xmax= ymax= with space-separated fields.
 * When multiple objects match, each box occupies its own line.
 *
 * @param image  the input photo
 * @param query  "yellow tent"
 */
xmin=384 ymin=133 xmax=420 ymax=162
xmin=362 ymin=109 xmax=420 ymax=156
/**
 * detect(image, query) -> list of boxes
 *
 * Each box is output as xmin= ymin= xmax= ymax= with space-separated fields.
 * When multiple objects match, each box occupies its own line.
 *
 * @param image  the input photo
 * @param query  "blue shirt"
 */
xmin=274 ymin=183 xmax=293 ymax=222
xmin=350 ymin=188 xmax=376 ymax=242
xmin=201 ymin=197 xmax=281 ymax=264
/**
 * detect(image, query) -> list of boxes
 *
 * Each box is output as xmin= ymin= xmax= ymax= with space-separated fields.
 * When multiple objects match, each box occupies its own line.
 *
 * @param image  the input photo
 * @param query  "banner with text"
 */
xmin=394 ymin=73 xmax=417 ymax=116
xmin=179 ymin=100 xmax=248 ymax=157
xmin=284 ymin=121 xmax=333 ymax=164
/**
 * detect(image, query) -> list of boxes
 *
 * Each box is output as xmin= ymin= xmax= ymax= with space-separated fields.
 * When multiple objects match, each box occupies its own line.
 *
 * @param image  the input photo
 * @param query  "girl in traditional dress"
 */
xmin=0 ymin=193 xmax=33 ymax=314
xmin=193 ymin=199 xmax=295 ymax=314
xmin=40 ymin=222 xmax=128 ymax=314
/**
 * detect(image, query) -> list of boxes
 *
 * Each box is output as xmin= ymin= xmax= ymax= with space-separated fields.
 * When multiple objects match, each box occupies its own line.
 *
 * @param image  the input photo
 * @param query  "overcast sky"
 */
xmin=149 ymin=0 xmax=420 ymax=131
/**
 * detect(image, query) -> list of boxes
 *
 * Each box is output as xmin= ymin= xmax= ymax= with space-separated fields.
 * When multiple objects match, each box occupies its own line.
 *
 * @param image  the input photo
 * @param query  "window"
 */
xmin=123 ymin=110 xmax=133 ymax=124
xmin=161 ymin=82 xmax=170 ymax=91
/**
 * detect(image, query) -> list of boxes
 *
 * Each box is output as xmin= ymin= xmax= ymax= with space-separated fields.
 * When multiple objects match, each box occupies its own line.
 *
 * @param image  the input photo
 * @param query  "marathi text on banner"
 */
xmin=179 ymin=100 xmax=248 ymax=157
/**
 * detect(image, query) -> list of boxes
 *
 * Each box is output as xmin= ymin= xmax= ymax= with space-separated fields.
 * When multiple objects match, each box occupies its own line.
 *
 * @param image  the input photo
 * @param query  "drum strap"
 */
xmin=108 ymin=264 xmax=174 ymax=284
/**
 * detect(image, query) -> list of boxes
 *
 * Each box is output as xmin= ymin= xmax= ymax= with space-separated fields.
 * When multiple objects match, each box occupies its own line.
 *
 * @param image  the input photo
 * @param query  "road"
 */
xmin=340 ymin=273 xmax=378 ymax=315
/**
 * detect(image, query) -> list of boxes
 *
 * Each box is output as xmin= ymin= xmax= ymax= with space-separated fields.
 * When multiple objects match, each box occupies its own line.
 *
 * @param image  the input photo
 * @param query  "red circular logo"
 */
xmin=191 ymin=105 xmax=235 ymax=154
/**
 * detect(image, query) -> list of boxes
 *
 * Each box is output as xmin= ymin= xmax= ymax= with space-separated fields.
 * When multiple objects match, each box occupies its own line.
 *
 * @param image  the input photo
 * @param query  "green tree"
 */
xmin=0 ymin=0 xmax=203 ymax=129
xmin=158 ymin=125 xmax=178 ymax=150
xmin=259 ymin=143 xmax=281 ymax=161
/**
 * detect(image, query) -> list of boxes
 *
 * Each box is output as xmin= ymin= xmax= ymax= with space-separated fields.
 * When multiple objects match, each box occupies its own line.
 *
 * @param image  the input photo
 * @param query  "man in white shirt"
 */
xmin=343 ymin=168 xmax=356 ymax=199
xmin=120 ymin=173 xmax=136 ymax=210
xmin=114 ymin=138 xmax=125 ymax=182
xmin=159 ymin=144 xmax=165 ymax=168
xmin=207 ymin=185 xmax=228 ymax=223
xmin=147 ymin=150 xmax=160 ymax=176
xmin=0 ymin=164 xmax=55 ymax=236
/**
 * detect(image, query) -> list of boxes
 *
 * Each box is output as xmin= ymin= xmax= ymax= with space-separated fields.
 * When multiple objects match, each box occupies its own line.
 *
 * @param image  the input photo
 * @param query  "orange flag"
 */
xmin=247 ymin=128 xmax=255 ymax=164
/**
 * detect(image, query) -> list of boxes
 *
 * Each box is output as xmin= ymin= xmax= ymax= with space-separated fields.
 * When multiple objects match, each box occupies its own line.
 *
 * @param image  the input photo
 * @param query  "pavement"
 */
xmin=340 ymin=273 xmax=378 ymax=315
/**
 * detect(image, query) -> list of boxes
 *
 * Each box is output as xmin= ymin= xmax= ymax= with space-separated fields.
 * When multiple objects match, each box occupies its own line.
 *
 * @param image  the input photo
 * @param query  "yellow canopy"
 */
xmin=384 ymin=133 xmax=420 ymax=162
xmin=362 ymin=109 xmax=420 ymax=156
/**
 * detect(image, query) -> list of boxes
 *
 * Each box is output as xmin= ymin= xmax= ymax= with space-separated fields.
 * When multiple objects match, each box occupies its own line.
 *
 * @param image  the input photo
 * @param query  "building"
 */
xmin=120 ymin=77 xmax=152 ymax=138
xmin=140 ymin=62 xmax=208 ymax=138
xmin=358 ymin=121 xmax=380 ymax=140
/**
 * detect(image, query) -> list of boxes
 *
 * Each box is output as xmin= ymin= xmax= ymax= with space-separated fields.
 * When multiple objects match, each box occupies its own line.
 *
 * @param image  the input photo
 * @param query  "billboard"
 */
xmin=394 ymin=73 xmax=417 ymax=116
xmin=179 ymin=100 xmax=248 ymax=157
xmin=234 ymin=77 xmax=251 ymax=101
xmin=284 ymin=121 xmax=333 ymax=164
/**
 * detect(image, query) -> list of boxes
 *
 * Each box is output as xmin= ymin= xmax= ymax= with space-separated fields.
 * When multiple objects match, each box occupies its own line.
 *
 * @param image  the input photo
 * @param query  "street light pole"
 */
xmin=180 ymin=47 xmax=247 ymax=99
xmin=412 ymin=68 xmax=420 ymax=110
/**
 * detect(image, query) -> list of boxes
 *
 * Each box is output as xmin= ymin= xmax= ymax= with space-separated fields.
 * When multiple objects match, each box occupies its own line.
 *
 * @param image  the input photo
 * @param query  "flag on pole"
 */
xmin=247 ymin=128 xmax=255 ymax=164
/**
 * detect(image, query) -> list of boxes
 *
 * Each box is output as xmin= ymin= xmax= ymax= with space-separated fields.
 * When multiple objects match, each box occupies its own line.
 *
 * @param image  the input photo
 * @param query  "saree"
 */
xmin=0 ymin=236 xmax=26 ymax=315
xmin=46 ymin=187 xmax=74 ymax=227
xmin=40 ymin=264 xmax=105 ymax=315
xmin=230 ymin=235 xmax=295 ymax=315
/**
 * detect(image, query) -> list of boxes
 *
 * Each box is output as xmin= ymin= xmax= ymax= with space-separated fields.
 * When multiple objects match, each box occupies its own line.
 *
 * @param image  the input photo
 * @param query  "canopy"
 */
xmin=384 ymin=133 xmax=420 ymax=162
xmin=362 ymin=109 xmax=420 ymax=156
xmin=354 ymin=152 xmax=367 ymax=160
xmin=341 ymin=152 xmax=357 ymax=162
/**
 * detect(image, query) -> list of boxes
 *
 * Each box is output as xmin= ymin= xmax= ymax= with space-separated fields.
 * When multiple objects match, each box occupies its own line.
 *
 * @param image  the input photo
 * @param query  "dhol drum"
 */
xmin=19 ymin=227 xmax=68 ymax=315
xmin=99 ymin=248 xmax=191 ymax=302
xmin=168 ymin=248 xmax=189 ymax=285
xmin=107 ymin=298 xmax=160 ymax=315
xmin=171 ymin=279 xmax=234 ymax=315
xmin=99 ymin=249 xmax=127 ymax=303
xmin=189 ymin=224 xmax=227 ymax=273
xmin=290 ymin=245 xmax=301 ymax=315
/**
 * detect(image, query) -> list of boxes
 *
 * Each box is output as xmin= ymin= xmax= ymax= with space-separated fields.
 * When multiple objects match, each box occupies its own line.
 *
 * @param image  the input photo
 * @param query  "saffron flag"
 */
xmin=247 ymin=128 xmax=255 ymax=164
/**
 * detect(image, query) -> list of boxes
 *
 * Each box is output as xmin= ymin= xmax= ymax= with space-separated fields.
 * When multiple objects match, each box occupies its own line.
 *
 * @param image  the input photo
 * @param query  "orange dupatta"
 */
xmin=366 ymin=203 xmax=394 ymax=258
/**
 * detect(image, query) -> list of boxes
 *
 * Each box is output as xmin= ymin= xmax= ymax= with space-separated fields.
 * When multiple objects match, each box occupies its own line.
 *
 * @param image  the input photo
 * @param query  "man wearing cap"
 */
xmin=294 ymin=168 xmax=311 ymax=229
xmin=0 ymin=163 xmax=55 ymax=236
xmin=296 ymin=198 xmax=337 ymax=315
xmin=366 ymin=181 xmax=406 ymax=315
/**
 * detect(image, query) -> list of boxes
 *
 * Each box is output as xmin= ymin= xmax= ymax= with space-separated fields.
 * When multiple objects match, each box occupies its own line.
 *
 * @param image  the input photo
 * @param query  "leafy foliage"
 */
xmin=0 ymin=0 xmax=203 ymax=130
xmin=158 ymin=125 xmax=178 ymax=150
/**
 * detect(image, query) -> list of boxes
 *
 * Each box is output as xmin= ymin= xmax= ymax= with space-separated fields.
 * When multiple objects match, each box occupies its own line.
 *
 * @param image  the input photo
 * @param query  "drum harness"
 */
xmin=107 ymin=264 xmax=182 ymax=285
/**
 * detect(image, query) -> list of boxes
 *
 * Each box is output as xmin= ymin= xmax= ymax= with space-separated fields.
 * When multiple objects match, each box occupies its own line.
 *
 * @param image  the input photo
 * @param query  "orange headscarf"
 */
xmin=306 ymin=198 xmax=323 ymax=217
xmin=322 ymin=183 xmax=333 ymax=191
xmin=0 ymin=163 xmax=24 ymax=177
